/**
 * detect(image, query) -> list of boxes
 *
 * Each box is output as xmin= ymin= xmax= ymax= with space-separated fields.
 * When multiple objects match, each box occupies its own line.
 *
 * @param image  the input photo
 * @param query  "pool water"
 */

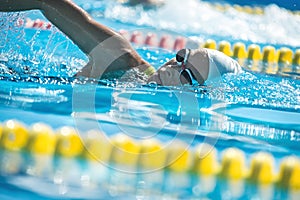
xmin=82 ymin=0 xmax=300 ymax=46
xmin=0 ymin=0 xmax=300 ymax=199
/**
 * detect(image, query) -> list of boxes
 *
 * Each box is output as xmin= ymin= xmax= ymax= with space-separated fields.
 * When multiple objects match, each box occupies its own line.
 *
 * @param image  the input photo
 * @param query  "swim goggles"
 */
xmin=176 ymin=49 xmax=199 ymax=86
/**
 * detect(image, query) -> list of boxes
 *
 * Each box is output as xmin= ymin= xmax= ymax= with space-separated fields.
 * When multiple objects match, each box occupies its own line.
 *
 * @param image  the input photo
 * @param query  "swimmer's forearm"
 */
xmin=0 ymin=0 xmax=121 ymax=54
xmin=40 ymin=0 xmax=151 ymax=69
xmin=40 ymin=0 xmax=119 ymax=54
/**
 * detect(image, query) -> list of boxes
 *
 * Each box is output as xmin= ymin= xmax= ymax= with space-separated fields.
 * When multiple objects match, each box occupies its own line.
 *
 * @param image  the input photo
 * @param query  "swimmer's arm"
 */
xmin=40 ymin=0 xmax=119 ymax=55
xmin=40 ymin=0 xmax=152 ymax=73
xmin=0 ymin=0 xmax=122 ymax=54
xmin=0 ymin=0 xmax=152 ymax=73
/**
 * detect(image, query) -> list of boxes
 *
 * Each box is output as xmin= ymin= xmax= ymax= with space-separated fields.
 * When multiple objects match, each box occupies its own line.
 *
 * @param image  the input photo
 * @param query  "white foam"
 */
xmin=103 ymin=0 xmax=300 ymax=47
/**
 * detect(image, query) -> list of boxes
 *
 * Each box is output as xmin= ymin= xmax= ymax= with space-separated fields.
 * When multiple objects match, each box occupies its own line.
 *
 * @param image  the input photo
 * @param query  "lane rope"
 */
xmin=0 ymin=119 xmax=299 ymax=190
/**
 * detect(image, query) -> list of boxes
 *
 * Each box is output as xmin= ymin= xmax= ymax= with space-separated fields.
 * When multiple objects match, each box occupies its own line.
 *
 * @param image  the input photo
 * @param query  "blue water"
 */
xmin=81 ymin=0 xmax=300 ymax=47
xmin=0 ymin=0 xmax=300 ymax=199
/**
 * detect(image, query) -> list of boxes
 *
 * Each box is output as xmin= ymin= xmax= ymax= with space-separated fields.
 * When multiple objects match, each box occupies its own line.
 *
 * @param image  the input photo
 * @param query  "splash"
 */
xmin=0 ymin=6 xmax=299 ymax=112
xmin=209 ymin=71 xmax=300 ymax=111
xmin=0 ymin=11 xmax=87 ymax=78
xmin=97 ymin=0 xmax=300 ymax=46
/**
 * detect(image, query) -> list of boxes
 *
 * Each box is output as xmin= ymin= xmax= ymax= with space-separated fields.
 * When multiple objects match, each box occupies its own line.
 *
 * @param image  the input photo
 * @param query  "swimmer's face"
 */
xmin=147 ymin=59 xmax=182 ymax=86
xmin=148 ymin=64 xmax=180 ymax=86
xmin=147 ymin=49 xmax=209 ymax=86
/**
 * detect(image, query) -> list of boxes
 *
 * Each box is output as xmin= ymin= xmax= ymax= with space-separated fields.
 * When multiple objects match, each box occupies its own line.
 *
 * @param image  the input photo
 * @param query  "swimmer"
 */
xmin=0 ymin=0 xmax=242 ymax=86
xmin=122 ymin=0 xmax=165 ymax=7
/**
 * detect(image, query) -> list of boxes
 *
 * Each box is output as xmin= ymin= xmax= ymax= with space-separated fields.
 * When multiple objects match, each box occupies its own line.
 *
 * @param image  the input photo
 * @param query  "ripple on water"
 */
xmin=212 ymin=71 xmax=300 ymax=111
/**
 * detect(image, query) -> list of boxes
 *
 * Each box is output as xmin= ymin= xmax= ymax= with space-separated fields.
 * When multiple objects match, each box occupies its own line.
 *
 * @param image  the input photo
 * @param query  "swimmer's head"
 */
xmin=147 ymin=59 xmax=181 ymax=86
xmin=147 ymin=48 xmax=209 ymax=86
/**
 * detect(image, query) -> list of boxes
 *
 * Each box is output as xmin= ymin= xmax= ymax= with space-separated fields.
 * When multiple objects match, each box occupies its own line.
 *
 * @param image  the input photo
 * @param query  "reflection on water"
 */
xmin=0 ymin=148 xmax=295 ymax=200
xmin=0 ymin=69 xmax=299 ymax=143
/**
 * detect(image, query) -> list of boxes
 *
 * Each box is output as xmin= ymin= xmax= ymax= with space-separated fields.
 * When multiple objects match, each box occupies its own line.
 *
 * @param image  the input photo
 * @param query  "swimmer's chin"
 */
xmin=147 ymin=73 xmax=162 ymax=85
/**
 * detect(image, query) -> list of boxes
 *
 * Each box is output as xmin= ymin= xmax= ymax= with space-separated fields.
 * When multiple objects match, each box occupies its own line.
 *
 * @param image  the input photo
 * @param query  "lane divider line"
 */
xmin=0 ymin=119 xmax=299 ymax=190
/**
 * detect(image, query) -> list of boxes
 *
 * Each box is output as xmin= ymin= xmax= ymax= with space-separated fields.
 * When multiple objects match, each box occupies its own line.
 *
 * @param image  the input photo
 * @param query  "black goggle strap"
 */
xmin=176 ymin=49 xmax=190 ymax=69
xmin=180 ymin=69 xmax=192 ymax=84
xmin=177 ymin=49 xmax=199 ymax=86
xmin=180 ymin=68 xmax=199 ymax=86
xmin=182 ymin=49 xmax=190 ymax=68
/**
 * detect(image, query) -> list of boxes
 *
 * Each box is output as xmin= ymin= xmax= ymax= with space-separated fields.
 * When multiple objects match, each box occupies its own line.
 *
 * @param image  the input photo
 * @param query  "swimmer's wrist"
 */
xmin=143 ymin=65 xmax=156 ymax=76
xmin=136 ymin=59 xmax=156 ymax=76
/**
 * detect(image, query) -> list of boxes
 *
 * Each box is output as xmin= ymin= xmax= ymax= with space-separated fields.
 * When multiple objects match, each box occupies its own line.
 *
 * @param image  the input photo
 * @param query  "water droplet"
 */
xmin=148 ymin=81 xmax=158 ymax=88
